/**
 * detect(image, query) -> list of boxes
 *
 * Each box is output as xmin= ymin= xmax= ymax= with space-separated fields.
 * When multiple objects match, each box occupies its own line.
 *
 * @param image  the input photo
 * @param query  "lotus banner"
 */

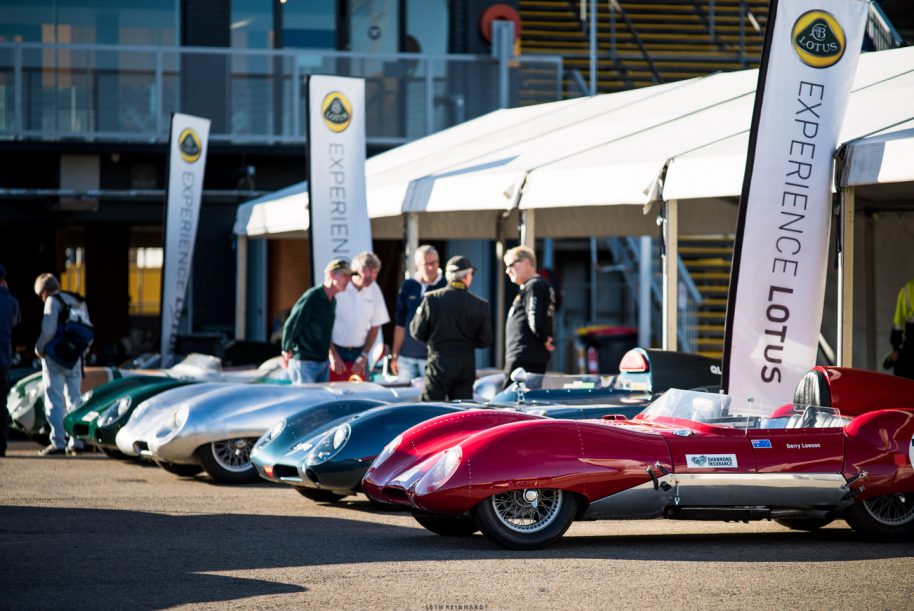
xmin=723 ymin=0 xmax=868 ymax=407
xmin=307 ymin=75 xmax=372 ymax=287
xmin=161 ymin=112 xmax=210 ymax=363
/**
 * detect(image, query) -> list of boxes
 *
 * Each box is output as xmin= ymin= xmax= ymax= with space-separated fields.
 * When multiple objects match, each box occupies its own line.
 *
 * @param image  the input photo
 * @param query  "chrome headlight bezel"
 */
xmin=256 ymin=419 xmax=286 ymax=449
xmin=304 ymin=423 xmax=351 ymax=466
xmin=414 ymin=446 xmax=462 ymax=496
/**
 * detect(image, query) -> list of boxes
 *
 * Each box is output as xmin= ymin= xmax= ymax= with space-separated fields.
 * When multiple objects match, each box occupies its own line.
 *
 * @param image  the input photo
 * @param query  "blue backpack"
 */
xmin=46 ymin=293 xmax=94 ymax=368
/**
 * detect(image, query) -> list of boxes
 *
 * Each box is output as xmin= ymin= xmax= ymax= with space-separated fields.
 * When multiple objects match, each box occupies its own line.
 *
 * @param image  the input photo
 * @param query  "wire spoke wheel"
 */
xmin=210 ymin=438 xmax=258 ymax=473
xmin=491 ymin=488 xmax=563 ymax=533
xmin=863 ymin=493 xmax=914 ymax=527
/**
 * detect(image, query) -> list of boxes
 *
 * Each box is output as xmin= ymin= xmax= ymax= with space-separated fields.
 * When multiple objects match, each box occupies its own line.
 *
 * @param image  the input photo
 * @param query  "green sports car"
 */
xmin=63 ymin=375 xmax=195 ymax=456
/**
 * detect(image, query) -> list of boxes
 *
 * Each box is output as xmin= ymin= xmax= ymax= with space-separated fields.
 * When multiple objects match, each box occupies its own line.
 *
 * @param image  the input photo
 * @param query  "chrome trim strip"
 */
xmin=583 ymin=473 xmax=848 ymax=520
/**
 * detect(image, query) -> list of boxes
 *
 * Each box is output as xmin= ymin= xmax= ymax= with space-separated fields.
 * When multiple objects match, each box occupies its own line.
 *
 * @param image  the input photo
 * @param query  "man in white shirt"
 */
xmin=330 ymin=251 xmax=390 ymax=380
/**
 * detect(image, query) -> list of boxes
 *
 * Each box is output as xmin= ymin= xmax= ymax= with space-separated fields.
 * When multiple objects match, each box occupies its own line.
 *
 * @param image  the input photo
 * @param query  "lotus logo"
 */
xmin=178 ymin=128 xmax=202 ymax=163
xmin=791 ymin=10 xmax=846 ymax=69
xmin=321 ymin=91 xmax=352 ymax=133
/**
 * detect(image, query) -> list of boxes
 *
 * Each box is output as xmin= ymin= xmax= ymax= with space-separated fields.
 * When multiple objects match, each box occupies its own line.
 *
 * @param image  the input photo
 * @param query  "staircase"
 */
xmin=679 ymin=234 xmax=734 ymax=360
xmin=519 ymin=0 xmax=768 ymax=99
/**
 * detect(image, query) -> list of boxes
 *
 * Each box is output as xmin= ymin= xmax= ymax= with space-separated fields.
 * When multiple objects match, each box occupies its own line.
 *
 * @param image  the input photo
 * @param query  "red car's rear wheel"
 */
xmin=845 ymin=493 xmax=914 ymax=538
xmin=473 ymin=488 xmax=577 ymax=550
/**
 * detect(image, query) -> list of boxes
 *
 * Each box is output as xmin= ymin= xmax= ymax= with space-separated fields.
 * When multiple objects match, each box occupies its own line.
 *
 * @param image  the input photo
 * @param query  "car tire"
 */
xmin=773 ymin=518 xmax=833 ymax=531
xmin=196 ymin=438 xmax=261 ymax=484
xmin=157 ymin=461 xmax=203 ymax=477
xmin=844 ymin=493 xmax=914 ymax=539
xmin=472 ymin=488 xmax=577 ymax=550
xmin=295 ymin=487 xmax=348 ymax=502
xmin=412 ymin=512 xmax=479 ymax=537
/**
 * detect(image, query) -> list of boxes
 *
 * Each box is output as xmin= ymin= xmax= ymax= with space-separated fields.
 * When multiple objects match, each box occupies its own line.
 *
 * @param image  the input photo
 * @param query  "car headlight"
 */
xmin=256 ymin=420 xmax=286 ymax=448
xmin=98 ymin=396 xmax=132 ymax=427
xmin=415 ymin=447 xmax=462 ymax=495
xmin=172 ymin=405 xmax=189 ymax=430
xmin=304 ymin=423 xmax=351 ymax=466
xmin=370 ymin=434 xmax=402 ymax=470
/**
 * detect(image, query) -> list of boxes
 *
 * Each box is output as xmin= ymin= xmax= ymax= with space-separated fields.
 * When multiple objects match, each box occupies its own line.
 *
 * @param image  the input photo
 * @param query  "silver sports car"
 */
xmin=115 ymin=380 xmax=421 ymax=483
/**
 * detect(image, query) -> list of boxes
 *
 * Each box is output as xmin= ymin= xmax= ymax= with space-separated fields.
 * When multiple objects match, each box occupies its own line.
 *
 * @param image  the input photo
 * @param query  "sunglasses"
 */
xmin=505 ymin=260 xmax=522 ymax=271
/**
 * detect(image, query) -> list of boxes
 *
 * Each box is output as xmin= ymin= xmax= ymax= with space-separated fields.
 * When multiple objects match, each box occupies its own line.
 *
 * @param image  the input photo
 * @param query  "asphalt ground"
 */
xmin=2 ymin=438 xmax=913 ymax=611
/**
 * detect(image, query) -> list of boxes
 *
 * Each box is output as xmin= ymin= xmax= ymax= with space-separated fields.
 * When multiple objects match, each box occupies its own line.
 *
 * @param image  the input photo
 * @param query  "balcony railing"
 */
xmin=0 ymin=42 xmax=563 ymax=146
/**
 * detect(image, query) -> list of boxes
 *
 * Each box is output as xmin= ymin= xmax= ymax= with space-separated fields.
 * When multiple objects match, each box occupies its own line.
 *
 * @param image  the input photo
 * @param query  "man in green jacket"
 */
xmin=281 ymin=259 xmax=355 ymax=384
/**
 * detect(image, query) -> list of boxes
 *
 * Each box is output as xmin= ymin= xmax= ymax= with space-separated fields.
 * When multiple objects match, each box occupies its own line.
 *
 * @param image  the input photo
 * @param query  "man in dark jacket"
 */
xmin=503 ymin=246 xmax=556 ymax=387
xmin=0 ymin=264 xmax=21 ymax=457
xmin=410 ymin=256 xmax=492 ymax=401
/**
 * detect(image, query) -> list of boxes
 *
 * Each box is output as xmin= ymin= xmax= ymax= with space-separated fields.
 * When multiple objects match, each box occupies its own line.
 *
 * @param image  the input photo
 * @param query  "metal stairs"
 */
xmin=518 ymin=0 xmax=768 ymax=98
xmin=679 ymin=234 xmax=734 ymax=360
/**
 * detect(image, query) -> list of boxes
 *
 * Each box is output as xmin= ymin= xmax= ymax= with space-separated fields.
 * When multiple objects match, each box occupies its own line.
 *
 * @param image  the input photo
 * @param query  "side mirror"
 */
xmin=509 ymin=367 xmax=528 ymax=383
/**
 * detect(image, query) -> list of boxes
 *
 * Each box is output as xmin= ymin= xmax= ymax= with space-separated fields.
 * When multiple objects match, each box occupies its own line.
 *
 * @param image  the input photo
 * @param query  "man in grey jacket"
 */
xmin=34 ymin=273 xmax=91 ymax=456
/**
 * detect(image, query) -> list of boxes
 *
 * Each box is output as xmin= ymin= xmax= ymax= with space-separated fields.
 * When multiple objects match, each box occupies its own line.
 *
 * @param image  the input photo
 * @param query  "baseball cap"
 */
xmin=324 ymin=258 xmax=358 ymax=276
xmin=445 ymin=255 xmax=475 ymax=273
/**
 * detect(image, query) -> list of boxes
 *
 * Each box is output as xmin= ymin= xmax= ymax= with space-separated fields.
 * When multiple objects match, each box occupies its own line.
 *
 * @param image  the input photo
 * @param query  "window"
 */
xmin=129 ymin=246 xmax=162 ymax=315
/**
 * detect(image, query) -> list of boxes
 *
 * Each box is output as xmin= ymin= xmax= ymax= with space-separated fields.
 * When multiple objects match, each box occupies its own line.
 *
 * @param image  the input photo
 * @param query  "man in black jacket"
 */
xmin=410 ymin=256 xmax=492 ymax=401
xmin=0 ymin=264 xmax=21 ymax=457
xmin=503 ymin=246 xmax=556 ymax=387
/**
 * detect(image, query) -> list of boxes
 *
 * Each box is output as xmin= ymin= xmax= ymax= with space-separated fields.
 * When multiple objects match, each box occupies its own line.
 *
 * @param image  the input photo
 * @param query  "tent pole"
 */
xmin=404 ymin=212 xmax=419 ymax=280
xmin=639 ymin=235 xmax=651 ymax=348
xmin=235 ymin=235 xmax=248 ymax=340
xmin=662 ymin=199 xmax=678 ymax=351
xmin=495 ymin=215 xmax=506 ymax=369
xmin=520 ymin=209 xmax=536 ymax=250
xmin=838 ymin=186 xmax=855 ymax=366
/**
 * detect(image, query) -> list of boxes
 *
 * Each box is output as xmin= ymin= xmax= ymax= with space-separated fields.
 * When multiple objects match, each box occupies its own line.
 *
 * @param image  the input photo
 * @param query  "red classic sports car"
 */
xmin=363 ymin=367 xmax=914 ymax=549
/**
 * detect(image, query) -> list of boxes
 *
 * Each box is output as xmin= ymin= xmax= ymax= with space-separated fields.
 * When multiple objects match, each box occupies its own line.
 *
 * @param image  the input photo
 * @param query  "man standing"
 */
xmin=887 ymin=277 xmax=914 ymax=380
xmin=0 ymin=264 xmax=21 ymax=457
xmin=410 ymin=256 xmax=492 ymax=401
xmin=390 ymin=245 xmax=447 ymax=382
xmin=330 ymin=252 xmax=390 ymax=381
xmin=34 ymin=273 xmax=91 ymax=456
xmin=503 ymin=246 xmax=556 ymax=385
xmin=282 ymin=259 xmax=354 ymax=385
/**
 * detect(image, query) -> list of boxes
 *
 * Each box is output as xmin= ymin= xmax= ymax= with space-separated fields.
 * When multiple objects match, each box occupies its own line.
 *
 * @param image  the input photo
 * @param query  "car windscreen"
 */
xmin=639 ymin=388 xmax=845 ymax=429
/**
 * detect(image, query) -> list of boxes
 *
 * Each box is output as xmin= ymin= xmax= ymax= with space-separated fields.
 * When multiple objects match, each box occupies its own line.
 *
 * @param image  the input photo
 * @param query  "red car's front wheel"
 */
xmin=473 ymin=488 xmax=577 ymax=550
xmin=845 ymin=492 xmax=914 ymax=539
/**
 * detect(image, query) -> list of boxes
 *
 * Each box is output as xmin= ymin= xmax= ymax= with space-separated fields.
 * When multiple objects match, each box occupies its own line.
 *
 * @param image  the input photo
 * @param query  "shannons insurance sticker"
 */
xmin=686 ymin=454 xmax=739 ymax=468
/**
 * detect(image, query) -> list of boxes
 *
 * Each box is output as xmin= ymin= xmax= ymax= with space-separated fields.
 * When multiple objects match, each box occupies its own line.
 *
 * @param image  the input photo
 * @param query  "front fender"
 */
xmin=416 ymin=419 xmax=671 ymax=515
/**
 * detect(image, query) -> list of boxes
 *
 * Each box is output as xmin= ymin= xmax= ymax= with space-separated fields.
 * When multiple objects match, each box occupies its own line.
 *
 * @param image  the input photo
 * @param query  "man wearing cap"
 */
xmin=503 ymin=245 xmax=556 ymax=388
xmin=0 ymin=264 xmax=21 ymax=457
xmin=281 ymin=259 xmax=353 ymax=384
xmin=410 ymin=255 xmax=492 ymax=401
xmin=34 ymin=273 xmax=91 ymax=456
xmin=329 ymin=251 xmax=390 ymax=381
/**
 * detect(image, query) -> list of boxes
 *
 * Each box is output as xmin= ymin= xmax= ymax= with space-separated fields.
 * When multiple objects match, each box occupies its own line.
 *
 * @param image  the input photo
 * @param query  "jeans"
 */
xmin=288 ymin=358 xmax=329 ymax=385
xmin=396 ymin=355 xmax=426 ymax=382
xmin=42 ymin=357 xmax=82 ymax=449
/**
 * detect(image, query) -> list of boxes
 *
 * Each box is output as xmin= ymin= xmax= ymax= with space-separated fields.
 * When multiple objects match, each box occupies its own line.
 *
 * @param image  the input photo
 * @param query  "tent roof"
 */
xmin=233 ymin=181 xmax=309 ymax=238
xmin=662 ymin=46 xmax=914 ymax=205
